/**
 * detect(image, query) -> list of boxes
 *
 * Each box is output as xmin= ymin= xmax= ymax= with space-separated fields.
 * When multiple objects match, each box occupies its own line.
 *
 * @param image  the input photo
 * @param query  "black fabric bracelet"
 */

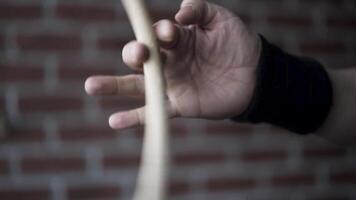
xmin=232 ymin=36 xmax=333 ymax=134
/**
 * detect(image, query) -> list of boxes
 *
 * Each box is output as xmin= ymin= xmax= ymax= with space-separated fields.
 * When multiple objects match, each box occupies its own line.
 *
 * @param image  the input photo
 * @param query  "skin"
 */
xmin=85 ymin=0 xmax=356 ymax=146
xmin=85 ymin=0 xmax=261 ymax=129
xmin=317 ymin=68 xmax=356 ymax=146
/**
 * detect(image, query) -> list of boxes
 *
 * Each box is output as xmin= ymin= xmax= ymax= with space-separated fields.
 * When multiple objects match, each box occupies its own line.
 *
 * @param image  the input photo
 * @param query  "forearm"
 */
xmin=316 ymin=67 xmax=356 ymax=146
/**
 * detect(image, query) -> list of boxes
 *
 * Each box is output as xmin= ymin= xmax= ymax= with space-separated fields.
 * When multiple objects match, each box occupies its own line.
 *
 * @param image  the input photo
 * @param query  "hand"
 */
xmin=85 ymin=0 xmax=261 ymax=129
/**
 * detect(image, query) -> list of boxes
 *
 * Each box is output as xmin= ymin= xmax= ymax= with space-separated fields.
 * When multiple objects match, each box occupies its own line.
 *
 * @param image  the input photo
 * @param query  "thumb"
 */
xmin=175 ymin=0 xmax=217 ymax=28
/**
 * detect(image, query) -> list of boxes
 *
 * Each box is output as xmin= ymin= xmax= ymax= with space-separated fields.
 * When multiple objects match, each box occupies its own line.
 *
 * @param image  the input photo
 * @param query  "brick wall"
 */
xmin=1 ymin=0 xmax=356 ymax=200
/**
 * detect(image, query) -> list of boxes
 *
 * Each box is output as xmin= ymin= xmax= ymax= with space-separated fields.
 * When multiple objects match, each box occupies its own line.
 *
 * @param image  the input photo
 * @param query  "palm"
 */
xmin=164 ymin=6 xmax=260 ymax=119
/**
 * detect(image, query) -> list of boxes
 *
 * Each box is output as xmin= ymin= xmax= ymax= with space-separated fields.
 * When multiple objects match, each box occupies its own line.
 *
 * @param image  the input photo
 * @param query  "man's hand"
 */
xmin=85 ymin=0 xmax=261 ymax=129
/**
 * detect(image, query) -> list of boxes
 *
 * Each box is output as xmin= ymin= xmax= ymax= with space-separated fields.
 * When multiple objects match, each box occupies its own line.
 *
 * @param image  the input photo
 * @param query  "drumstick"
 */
xmin=121 ymin=0 xmax=170 ymax=200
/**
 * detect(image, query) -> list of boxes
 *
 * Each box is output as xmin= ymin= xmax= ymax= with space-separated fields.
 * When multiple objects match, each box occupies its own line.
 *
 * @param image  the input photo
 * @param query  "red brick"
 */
xmin=17 ymin=34 xmax=82 ymax=51
xmin=171 ymin=123 xmax=188 ymax=138
xmin=330 ymin=172 xmax=356 ymax=184
xmin=174 ymin=152 xmax=225 ymax=166
xmin=67 ymin=185 xmax=120 ymax=200
xmin=0 ymin=62 xmax=41 ymax=69
xmin=308 ymin=195 xmax=350 ymax=200
xmin=99 ymin=96 xmax=144 ymax=110
xmin=58 ymin=67 xmax=116 ymax=80
xmin=0 ymin=188 xmax=49 ymax=200
xmin=59 ymin=126 xmax=118 ymax=142
xmin=56 ymin=4 xmax=117 ymax=22
xmin=250 ymin=0 xmax=284 ymax=4
xmin=207 ymin=177 xmax=256 ymax=191
xmin=328 ymin=17 xmax=356 ymax=29
xmin=268 ymin=15 xmax=312 ymax=28
xmin=103 ymin=154 xmax=140 ymax=169
xmin=0 ymin=34 xmax=4 ymax=49
xmin=300 ymin=41 xmax=347 ymax=54
xmin=97 ymin=37 xmax=131 ymax=50
xmin=0 ymin=121 xmax=4 ymax=136
xmin=272 ymin=174 xmax=315 ymax=186
xmin=0 ymin=66 xmax=43 ymax=83
xmin=21 ymin=156 xmax=85 ymax=174
xmin=151 ymin=9 xmax=175 ymax=21
xmin=241 ymin=150 xmax=287 ymax=161
xmin=0 ymin=4 xmax=42 ymax=19
xmin=299 ymin=0 xmax=347 ymax=6
xmin=169 ymin=181 xmax=190 ymax=196
xmin=0 ymin=159 xmax=9 ymax=175
xmin=5 ymin=128 xmax=45 ymax=143
xmin=0 ymin=97 xmax=4 ymax=108
xmin=58 ymin=59 xmax=117 ymax=69
xmin=134 ymin=122 xmax=188 ymax=138
xmin=303 ymin=147 xmax=347 ymax=159
xmin=205 ymin=122 xmax=253 ymax=136
xmin=19 ymin=96 xmax=83 ymax=113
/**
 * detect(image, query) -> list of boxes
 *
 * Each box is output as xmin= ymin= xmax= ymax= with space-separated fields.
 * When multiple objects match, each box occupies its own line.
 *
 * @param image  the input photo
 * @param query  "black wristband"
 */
xmin=232 ymin=36 xmax=333 ymax=134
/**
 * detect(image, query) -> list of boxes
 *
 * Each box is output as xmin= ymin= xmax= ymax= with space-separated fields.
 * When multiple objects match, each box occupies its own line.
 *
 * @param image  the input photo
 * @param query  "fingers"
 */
xmin=109 ymin=106 xmax=146 ymax=129
xmin=175 ymin=0 xmax=217 ymax=28
xmin=122 ymin=41 xmax=149 ymax=71
xmin=153 ymin=19 xmax=179 ymax=49
xmin=109 ymin=101 xmax=178 ymax=129
xmin=123 ymin=1 xmax=217 ymax=71
xmin=85 ymin=74 xmax=145 ymax=97
xmin=122 ymin=20 xmax=181 ymax=70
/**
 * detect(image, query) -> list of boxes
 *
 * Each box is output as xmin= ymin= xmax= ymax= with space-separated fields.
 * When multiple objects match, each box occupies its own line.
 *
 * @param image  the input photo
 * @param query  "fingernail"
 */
xmin=160 ymin=21 xmax=174 ymax=42
xmin=109 ymin=115 xmax=121 ymax=129
xmin=85 ymin=78 xmax=100 ymax=95
xmin=129 ymin=46 xmax=135 ymax=63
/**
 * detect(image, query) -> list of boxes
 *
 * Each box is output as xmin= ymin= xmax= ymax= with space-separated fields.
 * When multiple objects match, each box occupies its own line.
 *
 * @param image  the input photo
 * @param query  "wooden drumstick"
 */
xmin=121 ymin=0 xmax=170 ymax=200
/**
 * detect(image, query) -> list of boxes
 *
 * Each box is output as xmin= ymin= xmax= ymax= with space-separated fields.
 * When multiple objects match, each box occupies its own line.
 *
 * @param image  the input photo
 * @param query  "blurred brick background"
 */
xmin=0 ymin=0 xmax=356 ymax=200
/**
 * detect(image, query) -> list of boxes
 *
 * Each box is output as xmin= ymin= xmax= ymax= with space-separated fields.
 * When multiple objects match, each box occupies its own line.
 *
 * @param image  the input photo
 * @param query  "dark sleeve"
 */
xmin=232 ymin=36 xmax=333 ymax=135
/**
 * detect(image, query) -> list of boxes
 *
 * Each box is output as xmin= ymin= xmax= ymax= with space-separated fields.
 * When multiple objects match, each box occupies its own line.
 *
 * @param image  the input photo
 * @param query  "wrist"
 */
xmin=232 ymin=35 xmax=333 ymax=135
xmin=234 ymin=33 xmax=262 ymax=117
